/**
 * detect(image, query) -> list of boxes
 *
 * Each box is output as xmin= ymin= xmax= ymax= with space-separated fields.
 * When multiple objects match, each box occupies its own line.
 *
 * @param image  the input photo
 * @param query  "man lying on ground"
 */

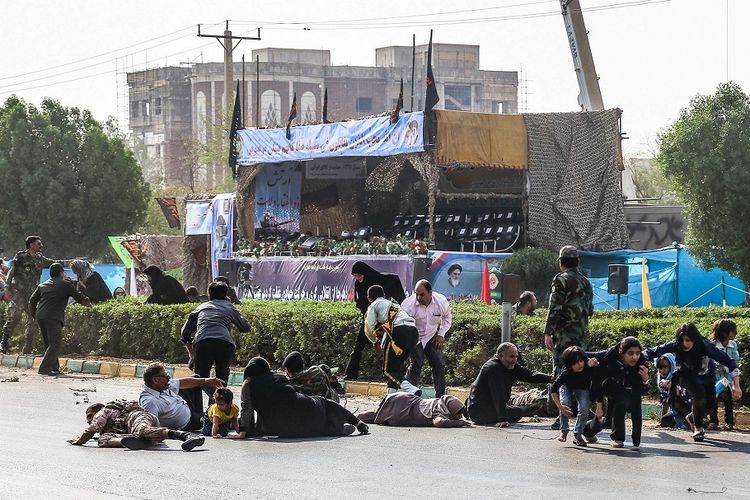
xmin=68 ymin=400 xmax=205 ymax=451
xmin=357 ymin=392 xmax=471 ymax=428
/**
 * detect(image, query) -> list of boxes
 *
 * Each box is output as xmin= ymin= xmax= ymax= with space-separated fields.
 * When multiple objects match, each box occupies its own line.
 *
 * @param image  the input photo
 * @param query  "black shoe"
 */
xmin=550 ymin=417 xmax=561 ymax=431
xmin=356 ymin=422 xmax=369 ymax=435
xmin=121 ymin=436 xmax=151 ymax=450
xmin=39 ymin=370 xmax=60 ymax=376
xmin=181 ymin=435 xmax=205 ymax=451
xmin=341 ymin=423 xmax=356 ymax=436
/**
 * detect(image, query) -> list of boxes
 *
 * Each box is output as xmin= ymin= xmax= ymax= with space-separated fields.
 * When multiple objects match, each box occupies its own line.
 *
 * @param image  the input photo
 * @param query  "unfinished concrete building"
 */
xmin=127 ymin=44 xmax=518 ymax=186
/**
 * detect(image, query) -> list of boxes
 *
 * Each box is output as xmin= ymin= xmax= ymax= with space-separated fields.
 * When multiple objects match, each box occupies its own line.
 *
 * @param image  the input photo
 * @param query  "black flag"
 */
xmin=286 ymin=92 xmax=297 ymax=139
xmin=155 ymin=197 xmax=181 ymax=229
xmin=228 ymin=80 xmax=242 ymax=179
xmin=425 ymin=30 xmax=439 ymax=114
xmin=322 ymin=88 xmax=331 ymax=124
xmin=390 ymin=78 xmax=404 ymax=123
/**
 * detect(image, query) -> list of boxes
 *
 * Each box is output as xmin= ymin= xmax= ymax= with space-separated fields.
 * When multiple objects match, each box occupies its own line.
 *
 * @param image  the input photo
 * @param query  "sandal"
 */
xmin=572 ymin=434 xmax=587 ymax=447
xmin=558 ymin=432 xmax=568 ymax=443
xmin=692 ymin=430 xmax=705 ymax=442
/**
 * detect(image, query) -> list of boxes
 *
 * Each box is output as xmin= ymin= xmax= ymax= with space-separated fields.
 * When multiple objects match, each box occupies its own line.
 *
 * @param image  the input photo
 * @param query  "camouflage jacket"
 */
xmin=543 ymin=268 xmax=594 ymax=348
xmin=6 ymin=250 xmax=57 ymax=296
xmin=290 ymin=366 xmax=338 ymax=402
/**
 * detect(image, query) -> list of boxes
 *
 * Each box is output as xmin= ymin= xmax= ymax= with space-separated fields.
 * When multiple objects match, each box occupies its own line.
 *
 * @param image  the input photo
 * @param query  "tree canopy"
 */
xmin=0 ymin=96 xmax=150 ymax=259
xmin=657 ymin=82 xmax=750 ymax=290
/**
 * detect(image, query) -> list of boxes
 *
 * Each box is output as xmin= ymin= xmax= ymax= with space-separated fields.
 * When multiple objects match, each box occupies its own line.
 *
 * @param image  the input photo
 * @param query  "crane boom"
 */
xmin=560 ymin=0 xmax=604 ymax=111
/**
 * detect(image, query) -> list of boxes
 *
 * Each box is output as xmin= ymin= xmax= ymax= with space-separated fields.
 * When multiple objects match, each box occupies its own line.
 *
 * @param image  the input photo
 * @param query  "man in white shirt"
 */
xmin=402 ymin=280 xmax=452 ymax=397
xmin=364 ymin=285 xmax=421 ymax=395
xmin=139 ymin=362 xmax=224 ymax=431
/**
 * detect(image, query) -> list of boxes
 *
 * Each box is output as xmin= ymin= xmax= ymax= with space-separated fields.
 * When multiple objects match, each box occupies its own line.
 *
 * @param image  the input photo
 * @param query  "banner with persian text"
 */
xmin=236 ymin=112 xmax=424 ymax=165
xmin=233 ymin=256 xmax=414 ymax=301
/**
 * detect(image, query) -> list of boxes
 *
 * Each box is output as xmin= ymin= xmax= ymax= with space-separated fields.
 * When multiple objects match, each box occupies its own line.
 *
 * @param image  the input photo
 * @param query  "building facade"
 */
xmin=127 ymin=44 xmax=518 ymax=186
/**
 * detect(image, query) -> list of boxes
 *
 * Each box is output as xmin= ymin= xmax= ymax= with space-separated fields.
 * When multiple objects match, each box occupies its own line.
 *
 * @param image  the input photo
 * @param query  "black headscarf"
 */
xmin=244 ymin=356 xmax=272 ymax=380
xmin=143 ymin=265 xmax=189 ymax=305
xmin=351 ymin=261 xmax=406 ymax=314
xmin=282 ymin=351 xmax=304 ymax=374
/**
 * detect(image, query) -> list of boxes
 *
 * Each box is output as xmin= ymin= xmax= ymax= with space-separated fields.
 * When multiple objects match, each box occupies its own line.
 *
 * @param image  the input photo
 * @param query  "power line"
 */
xmin=0 ymin=24 xmax=205 ymax=83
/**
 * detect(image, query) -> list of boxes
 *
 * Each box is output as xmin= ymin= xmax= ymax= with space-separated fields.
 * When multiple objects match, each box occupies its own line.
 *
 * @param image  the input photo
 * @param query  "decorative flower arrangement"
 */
xmin=236 ymin=236 xmax=429 ymax=258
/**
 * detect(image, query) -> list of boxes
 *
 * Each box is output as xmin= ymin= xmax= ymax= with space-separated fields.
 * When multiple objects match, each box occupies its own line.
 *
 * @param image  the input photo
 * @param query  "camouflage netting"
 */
xmin=182 ymin=235 xmax=210 ymax=291
xmin=235 ymin=165 xmax=264 ymax=239
xmin=135 ymin=235 xmax=183 ymax=270
xmin=524 ymin=110 xmax=628 ymax=252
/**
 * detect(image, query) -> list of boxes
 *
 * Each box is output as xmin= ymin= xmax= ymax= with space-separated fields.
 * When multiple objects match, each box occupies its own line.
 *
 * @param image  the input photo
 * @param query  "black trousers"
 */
xmin=709 ymin=388 xmax=734 ymax=425
xmin=383 ymin=325 xmax=419 ymax=390
xmin=321 ymin=397 xmax=360 ymax=436
xmin=604 ymin=381 xmax=642 ymax=446
xmin=344 ymin=322 xmax=370 ymax=379
xmin=37 ymin=318 xmax=63 ymax=374
xmin=193 ymin=338 xmax=235 ymax=385
xmin=406 ymin=338 xmax=446 ymax=396
xmin=178 ymin=382 xmax=206 ymax=431
xmin=674 ymin=371 xmax=716 ymax=428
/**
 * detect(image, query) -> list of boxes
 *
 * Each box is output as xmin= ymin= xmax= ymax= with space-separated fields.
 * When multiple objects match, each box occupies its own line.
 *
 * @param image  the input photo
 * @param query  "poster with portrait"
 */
xmin=254 ymin=163 xmax=302 ymax=239
xmin=185 ymin=200 xmax=213 ymax=235
xmin=429 ymin=251 xmax=511 ymax=300
xmin=211 ymin=193 xmax=234 ymax=278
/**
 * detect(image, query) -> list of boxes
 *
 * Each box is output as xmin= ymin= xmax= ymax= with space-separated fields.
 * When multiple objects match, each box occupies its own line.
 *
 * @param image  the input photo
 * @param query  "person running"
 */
xmin=707 ymin=319 xmax=741 ymax=430
xmin=343 ymin=261 xmax=406 ymax=381
xmin=363 ymin=285 xmax=420 ymax=395
xmin=645 ymin=323 xmax=741 ymax=442
xmin=70 ymin=260 xmax=112 ymax=303
xmin=550 ymin=346 xmax=600 ymax=446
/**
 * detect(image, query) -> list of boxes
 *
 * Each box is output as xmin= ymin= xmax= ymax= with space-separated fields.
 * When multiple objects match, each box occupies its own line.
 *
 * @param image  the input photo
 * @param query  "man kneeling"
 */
xmin=68 ymin=400 xmax=205 ymax=451
xmin=466 ymin=342 xmax=552 ymax=427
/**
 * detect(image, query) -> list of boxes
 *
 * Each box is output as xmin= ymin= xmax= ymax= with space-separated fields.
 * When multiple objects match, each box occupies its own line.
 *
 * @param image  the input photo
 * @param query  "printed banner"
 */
xmin=429 ymin=251 xmax=512 ymax=301
xmin=255 ymin=163 xmax=302 ymax=238
xmin=156 ymin=197 xmax=181 ymax=229
xmin=108 ymin=236 xmax=134 ymax=268
xmin=233 ymin=256 xmax=414 ymax=301
xmin=185 ymin=200 xmax=213 ymax=235
xmin=305 ymin=158 xmax=367 ymax=179
xmin=211 ymin=193 xmax=235 ymax=278
xmin=301 ymin=184 xmax=339 ymax=214
xmin=120 ymin=238 xmax=144 ymax=268
xmin=237 ymin=112 xmax=425 ymax=165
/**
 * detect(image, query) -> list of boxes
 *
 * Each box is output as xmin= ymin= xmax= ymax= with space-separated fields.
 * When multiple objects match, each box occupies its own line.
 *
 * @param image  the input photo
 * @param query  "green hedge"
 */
xmin=1 ymin=301 xmax=748 ymax=391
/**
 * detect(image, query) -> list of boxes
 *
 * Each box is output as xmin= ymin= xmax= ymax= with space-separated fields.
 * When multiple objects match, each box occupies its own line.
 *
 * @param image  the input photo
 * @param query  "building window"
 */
xmin=142 ymin=100 xmax=150 ymax=117
xmin=261 ymin=90 xmax=281 ymax=128
xmin=155 ymin=144 xmax=161 ymax=157
xmin=154 ymin=98 xmax=162 ymax=115
xmin=130 ymin=102 xmax=139 ymax=118
xmin=300 ymin=91 xmax=316 ymax=124
xmin=444 ymin=85 xmax=471 ymax=111
xmin=356 ymin=97 xmax=372 ymax=113
xmin=494 ymin=101 xmax=504 ymax=114
xmin=196 ymin=91 xmax=207 ymax=144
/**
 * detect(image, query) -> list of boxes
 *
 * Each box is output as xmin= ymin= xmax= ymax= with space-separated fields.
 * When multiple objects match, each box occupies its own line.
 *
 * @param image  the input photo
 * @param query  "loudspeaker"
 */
xmin=608 ymin=264 xmax=629 ymax=295
xmin=217 ymin=259 xmax=239 ymax=286
xmin=412 ymin=256 xmax=432 ymax=288
xmin=300 ymin=236 xmax=326 ymax=252
xmin=501 ymin=273 xmax=521 ymax=303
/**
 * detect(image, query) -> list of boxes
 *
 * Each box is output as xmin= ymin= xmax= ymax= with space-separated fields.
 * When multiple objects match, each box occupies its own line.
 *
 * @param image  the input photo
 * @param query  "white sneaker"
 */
xmin=387 ymin=387 xmax=397 ymax=394
xmin=399 ymin=380 xmax=423 ymax=396
xmin=610 ymin=440 xmax=624 ymax=448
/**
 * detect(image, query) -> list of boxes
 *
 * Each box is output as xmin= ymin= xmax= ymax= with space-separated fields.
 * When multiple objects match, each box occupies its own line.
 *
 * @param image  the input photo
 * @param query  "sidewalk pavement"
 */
xmin=0 ymin=352 xmax=470 ymax=401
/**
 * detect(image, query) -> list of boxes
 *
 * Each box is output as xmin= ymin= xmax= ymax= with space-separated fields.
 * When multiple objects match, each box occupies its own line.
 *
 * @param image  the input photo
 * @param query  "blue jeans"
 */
xmin=559 ymin=385 xmax=590 ymax=435
xmin=201 ymin=414 xmax=231 ymax=437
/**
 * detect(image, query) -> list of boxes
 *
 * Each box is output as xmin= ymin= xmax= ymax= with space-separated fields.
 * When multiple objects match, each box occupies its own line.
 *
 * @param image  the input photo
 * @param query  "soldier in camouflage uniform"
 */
xmin=68 ymin=400 xmax=205 ymax=451
xmin=543 ymin=245 xmax=594 ymax=429
xmin=0 ymin=236 xmax=62 ymax=354
xmin=543 ymin=245 xmax=594 ymax=376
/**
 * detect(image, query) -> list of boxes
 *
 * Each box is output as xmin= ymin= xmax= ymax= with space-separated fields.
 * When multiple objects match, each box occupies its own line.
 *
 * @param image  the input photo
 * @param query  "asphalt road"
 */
xmin=1 ymin=367 xmax=749 ymax=499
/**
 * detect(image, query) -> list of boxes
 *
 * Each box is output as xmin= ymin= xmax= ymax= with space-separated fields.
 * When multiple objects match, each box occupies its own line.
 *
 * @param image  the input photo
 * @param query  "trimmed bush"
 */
xmin=1 ymin=301 xmax=748 ymax=392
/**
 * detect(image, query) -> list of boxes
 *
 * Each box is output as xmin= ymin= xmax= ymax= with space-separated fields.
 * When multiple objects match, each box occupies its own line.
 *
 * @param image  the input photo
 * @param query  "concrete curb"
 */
xmin=0 ymin=353 xmax=470 ymax=399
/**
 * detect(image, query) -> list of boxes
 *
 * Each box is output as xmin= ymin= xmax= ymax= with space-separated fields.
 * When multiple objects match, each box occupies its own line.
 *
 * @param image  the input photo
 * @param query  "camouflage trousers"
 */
xmin=97 ymin=411 xmax=168 ymax=447
xmin=1 ymin=293 xmax=39 ymax=354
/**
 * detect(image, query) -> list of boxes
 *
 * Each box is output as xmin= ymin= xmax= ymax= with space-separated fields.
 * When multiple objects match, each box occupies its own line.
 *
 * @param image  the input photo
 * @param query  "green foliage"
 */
xmin=137 ymin=184 xmax=189 ymax=236
xmin=3 ymin=300 xmax=749 ymax=395
xmin=500 ymin=247 xmax=559 ymax=303
xmin=657 ymin=82 xmax=750 ymax=291
xmin=629 ymin=158 xmax=680 ymax=204
xmin=0 ymin=96 xmax=150 ymax=259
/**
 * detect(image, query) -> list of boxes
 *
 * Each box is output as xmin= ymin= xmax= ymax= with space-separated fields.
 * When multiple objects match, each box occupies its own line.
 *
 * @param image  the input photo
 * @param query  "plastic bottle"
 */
xmin=715 ymin=377 xmax=730 ymax=395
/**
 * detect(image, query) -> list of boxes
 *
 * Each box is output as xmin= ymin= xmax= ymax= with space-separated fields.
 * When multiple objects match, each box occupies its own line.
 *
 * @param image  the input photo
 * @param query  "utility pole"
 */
xmin=197 ymin=21 xmax=261 ymax=120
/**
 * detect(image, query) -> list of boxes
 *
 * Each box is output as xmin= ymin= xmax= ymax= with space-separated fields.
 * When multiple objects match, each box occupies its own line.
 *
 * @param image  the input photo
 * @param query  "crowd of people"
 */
xmin=0 ymin=235 xmax=743 ymax=450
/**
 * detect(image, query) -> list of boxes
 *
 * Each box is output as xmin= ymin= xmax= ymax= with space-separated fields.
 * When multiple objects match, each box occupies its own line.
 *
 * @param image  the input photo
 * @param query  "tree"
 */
xmin=628 ymin=158 xmax=680 ymax=204
xmin=657 ymin=82 xmax=750 ymax=297
xmin=500 ymin=247 xmax=559 ymax=304
xmin=0 ymin=96 xmax=150 ymax=259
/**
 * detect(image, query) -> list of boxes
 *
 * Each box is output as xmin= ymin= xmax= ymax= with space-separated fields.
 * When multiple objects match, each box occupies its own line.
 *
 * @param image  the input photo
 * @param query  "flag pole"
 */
xmin=410 ymin=34 xmax=415 ymax=112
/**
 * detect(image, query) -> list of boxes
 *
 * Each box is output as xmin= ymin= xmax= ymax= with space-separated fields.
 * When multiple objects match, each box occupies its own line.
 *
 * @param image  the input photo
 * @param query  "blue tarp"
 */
xmin=579 ymin=246 xmax=746 ymax=310
xmin=38 ymin=263 xmax=126 ymax=294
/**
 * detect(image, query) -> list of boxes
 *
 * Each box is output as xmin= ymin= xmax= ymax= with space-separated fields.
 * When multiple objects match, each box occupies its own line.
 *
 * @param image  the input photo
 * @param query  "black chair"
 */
xmin=393 ymin=215 xmax=404 ymax=228
xmin=353 ymin=226 xmax=372 ymax=239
